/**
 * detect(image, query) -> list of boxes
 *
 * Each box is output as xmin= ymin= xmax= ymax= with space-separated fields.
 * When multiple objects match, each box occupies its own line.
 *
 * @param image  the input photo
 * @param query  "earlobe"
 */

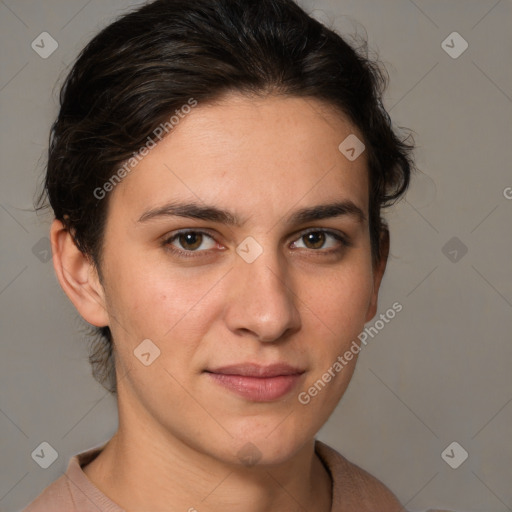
xmin=50 ymin=219 xmax=109 ymax=328
xmin=365 ymin=228 xmax=390 ymax=322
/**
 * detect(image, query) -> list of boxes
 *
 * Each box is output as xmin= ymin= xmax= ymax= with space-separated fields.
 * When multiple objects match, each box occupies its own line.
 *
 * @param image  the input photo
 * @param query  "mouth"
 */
xmin=204 ymin=363 xmax=306 ymax=402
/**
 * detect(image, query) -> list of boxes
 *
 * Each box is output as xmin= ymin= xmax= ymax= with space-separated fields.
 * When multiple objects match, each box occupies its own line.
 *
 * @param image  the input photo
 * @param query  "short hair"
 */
xmin=38 ymin=0 xmax=414 ymax=393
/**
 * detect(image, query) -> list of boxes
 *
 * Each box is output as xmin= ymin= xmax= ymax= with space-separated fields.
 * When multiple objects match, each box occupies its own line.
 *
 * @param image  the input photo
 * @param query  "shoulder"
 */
xmin=22 ymin=444 xmax=119 ymax=512
xmin=22 ymin=474 xmax=73 ymax=512
xmin=315 ymin=440 xmax=403 ymax=512
xmin=340 ymin=456 xmax=403 ymax=511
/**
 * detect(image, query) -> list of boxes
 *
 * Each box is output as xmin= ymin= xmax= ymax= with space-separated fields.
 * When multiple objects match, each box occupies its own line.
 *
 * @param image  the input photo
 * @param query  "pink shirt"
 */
xmin=23 ymin=440 xmax=404 ymax=511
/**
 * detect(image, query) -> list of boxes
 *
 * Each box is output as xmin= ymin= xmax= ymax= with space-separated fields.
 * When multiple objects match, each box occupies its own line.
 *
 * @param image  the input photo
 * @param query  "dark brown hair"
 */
xmin=38 ymin=0 xmax=414 ymax=393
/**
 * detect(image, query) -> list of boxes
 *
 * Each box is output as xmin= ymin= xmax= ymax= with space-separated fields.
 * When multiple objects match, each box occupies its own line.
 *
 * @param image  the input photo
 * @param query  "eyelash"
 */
xmin=162 ymin=228 xmax=352 ymax=259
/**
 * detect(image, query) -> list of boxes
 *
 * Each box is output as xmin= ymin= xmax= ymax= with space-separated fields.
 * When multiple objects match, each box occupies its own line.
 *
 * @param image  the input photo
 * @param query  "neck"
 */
xmin=83 ymin=407 xmax=332 ymax=512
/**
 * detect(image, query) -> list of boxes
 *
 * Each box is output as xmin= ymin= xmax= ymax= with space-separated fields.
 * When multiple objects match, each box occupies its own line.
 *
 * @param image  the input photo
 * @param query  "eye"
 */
xmin=165 ymin=230 xmax=217 ymax=253
xmin=291 ymin=230 xmax=348 ymax=251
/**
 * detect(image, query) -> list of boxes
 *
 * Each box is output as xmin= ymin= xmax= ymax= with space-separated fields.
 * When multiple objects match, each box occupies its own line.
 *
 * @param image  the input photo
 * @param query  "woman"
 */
xmin=25 ymin=0 xmax=414 ymax=510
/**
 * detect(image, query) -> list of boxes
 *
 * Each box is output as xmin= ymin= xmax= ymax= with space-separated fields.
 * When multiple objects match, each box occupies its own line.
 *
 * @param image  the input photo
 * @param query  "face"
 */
xmin=96 ymin=93 xmax=385 ymax=465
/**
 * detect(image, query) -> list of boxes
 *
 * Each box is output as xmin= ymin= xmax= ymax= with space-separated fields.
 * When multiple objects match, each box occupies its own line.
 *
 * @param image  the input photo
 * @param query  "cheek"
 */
xmin=102 ymin=264 xmax=225 ymax=417
xmin=296 ymin=262 xmax=374 ymax=402
xmin=102 ymin=252 xmax=224 ymax=359
xmin=302 ymin=263 xmax=374 ymax=337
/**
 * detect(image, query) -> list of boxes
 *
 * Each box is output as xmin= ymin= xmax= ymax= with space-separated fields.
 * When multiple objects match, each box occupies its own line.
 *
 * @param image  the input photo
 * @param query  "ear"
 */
xmin=365 ymin=227 xmax=390 ymax=322
xmin=50 ymin=219 xmax=109 ymax=327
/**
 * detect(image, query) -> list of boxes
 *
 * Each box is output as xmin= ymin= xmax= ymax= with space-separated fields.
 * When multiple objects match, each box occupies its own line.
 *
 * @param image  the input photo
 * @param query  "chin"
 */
xmin=223 ymin=426 xmax=312 ymax=468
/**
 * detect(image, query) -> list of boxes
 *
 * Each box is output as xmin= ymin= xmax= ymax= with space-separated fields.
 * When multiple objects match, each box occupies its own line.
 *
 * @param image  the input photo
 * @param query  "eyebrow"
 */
xmin=137 ymin=200 xmax=366 ymax=226
xmin=138 ymin=202 xmax=240 ymax=225
xmin=288 ymin=201 xmax=366 ymax=225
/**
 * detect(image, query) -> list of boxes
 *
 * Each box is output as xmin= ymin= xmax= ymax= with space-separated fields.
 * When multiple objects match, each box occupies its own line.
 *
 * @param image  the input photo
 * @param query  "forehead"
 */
xmin=111 ymin=93 xmax=369 ymax=220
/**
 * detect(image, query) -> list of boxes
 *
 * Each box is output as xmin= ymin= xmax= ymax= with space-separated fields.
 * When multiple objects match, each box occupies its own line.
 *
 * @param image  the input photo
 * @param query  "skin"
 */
xmin=51 ymin=93 xmax=399 ymax=511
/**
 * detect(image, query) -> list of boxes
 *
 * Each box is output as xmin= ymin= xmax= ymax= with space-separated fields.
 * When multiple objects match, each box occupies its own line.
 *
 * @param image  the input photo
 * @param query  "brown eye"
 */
xmin=302 ymin=231 xmax=326 ymax=249
xmin=163 ymin=230 xmax=220 ymax=258
xmin=291 ymin=230 xmax=349 ymax=252
xmin=178 ymin=232 xmax=203 ymax=250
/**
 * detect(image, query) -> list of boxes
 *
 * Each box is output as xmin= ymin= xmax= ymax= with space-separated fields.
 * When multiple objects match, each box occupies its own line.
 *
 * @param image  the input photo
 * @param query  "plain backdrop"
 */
xmin=1 ymin=1 xmax=511 ymax=511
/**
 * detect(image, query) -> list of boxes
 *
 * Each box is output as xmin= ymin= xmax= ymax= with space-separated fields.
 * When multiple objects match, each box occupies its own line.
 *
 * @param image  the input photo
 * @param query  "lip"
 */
xmin=205 ymin=363 xmax=305 ymax=402
xmin=207 ymin=363 xmax=305 ymax=378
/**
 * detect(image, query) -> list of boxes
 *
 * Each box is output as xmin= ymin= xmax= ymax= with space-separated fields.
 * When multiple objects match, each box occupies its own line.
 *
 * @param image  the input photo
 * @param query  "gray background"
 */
xmin=1 ymin=1 xmax=511 ymax=511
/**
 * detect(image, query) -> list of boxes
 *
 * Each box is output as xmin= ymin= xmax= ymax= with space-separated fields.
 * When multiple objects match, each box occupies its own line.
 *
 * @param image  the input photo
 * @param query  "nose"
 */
xmin=223 ymin=249 xmax=301 ymax=343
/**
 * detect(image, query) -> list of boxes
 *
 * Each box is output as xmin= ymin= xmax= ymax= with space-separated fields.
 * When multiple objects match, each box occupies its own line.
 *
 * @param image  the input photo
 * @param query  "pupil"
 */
xmin=305 ymin=232 xmax=325 ymax=249
xmin=180 ymin=233 xmax=202 ymax=250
